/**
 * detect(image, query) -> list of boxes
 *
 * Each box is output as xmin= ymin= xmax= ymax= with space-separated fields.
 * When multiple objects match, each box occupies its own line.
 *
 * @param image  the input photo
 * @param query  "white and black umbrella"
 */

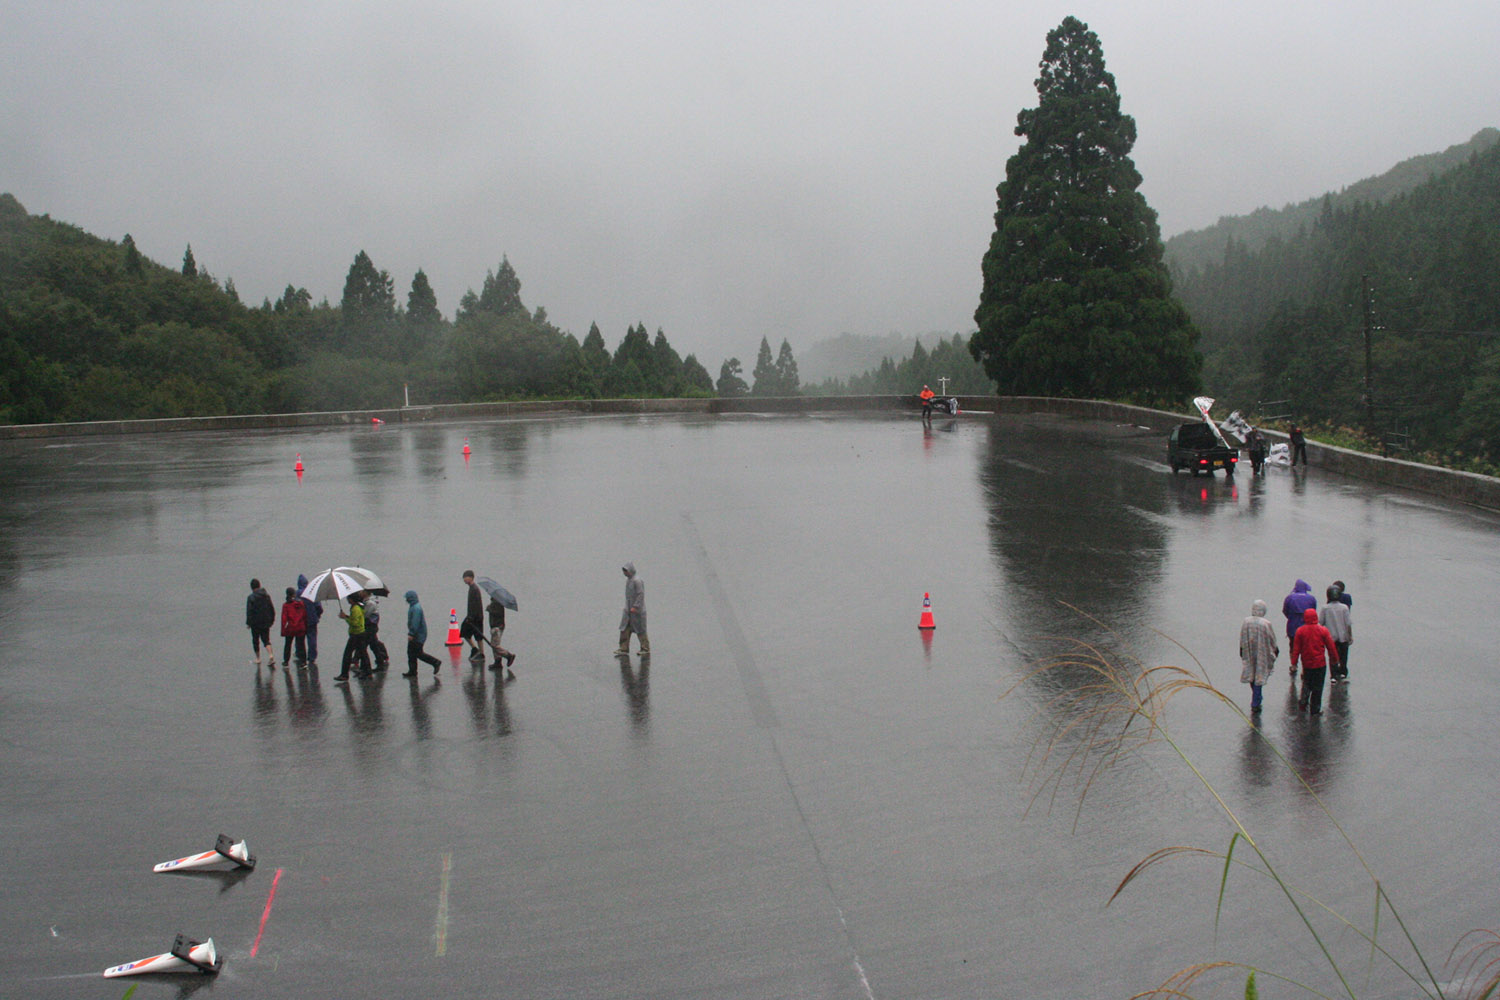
xmin=301 ymin=566 xmax=387 ymax=604
xmin=334 ymin=565 xmax=388 ymax=595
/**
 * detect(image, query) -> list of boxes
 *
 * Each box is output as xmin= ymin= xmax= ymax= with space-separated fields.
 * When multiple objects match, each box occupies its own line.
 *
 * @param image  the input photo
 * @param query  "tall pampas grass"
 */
xmin=1007 ymin=608 xmax=1500 ymax=999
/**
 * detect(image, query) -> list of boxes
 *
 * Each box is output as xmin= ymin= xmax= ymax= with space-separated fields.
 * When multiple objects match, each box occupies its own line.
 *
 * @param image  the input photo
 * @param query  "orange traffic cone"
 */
xmin=294 ymin=453 xmax=304 ymax=473
xmin=444 ymin=609 xmax=463 ymax=646
xmin=918 ymin=592 xmax=936 ymax=631
xmin=462 ymin=438 xmax=471 ymax=460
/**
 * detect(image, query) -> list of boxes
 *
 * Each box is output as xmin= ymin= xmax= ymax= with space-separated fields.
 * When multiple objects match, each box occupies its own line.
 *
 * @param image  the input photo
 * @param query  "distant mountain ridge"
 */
xmin=1164 ymin=127 xmax=1500 ymax=275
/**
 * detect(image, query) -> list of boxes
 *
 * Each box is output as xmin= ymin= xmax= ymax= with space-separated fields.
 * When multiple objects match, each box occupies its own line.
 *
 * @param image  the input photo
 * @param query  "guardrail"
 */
xmin=3 ymin=395 xmax=1496 ymax=510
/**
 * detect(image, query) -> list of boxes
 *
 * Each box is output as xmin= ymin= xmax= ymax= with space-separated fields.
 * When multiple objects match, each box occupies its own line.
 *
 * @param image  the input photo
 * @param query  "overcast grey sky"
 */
xmin=5 ymin=1 xmax=1497 ymax=363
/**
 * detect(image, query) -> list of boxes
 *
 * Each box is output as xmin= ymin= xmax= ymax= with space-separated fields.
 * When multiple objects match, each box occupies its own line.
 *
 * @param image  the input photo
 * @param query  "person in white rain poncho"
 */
xmin=616 ymin=563 xmax=649 ymax=656
xmin=1239 ymin=599 xmax=1280 ymax=713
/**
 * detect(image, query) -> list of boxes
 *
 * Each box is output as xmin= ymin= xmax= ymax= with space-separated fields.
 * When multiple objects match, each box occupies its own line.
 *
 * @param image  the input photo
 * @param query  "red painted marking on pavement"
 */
xmin=250 ymin=867 xmax=284 ymax=957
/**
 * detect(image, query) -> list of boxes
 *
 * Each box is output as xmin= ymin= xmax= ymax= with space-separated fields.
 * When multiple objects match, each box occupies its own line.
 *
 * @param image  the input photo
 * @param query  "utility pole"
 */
xmin=1362 ymin=275 xmax=1376 ymax=449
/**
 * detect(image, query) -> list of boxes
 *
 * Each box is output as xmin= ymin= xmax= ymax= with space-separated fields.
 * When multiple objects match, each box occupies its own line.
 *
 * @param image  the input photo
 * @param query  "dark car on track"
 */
xmin=1168 ymin=422 xmax=1239 ymax=476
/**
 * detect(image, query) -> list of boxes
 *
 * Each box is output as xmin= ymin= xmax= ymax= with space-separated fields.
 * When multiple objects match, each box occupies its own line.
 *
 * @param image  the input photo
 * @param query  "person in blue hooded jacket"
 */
xmin=1281 ymin=580 xmax=1318 ymax=676
xmin=402 ymin=590 xmax=443 ymax=678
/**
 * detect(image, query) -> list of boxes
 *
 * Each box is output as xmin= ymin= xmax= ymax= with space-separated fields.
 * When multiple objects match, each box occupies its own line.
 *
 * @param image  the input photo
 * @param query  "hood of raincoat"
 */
xmin=1303 ymin=607 xmax=1319 ymax=624
xmin=1251 ymin=600 xmax=1267 ymax=617
xmin=1292 ymin=579 xmax=1311 ymax=594
xmin=405 ymin=590 xmax=418 ymax=604
xmin=622 ymin=562 xmax=635 ymax=578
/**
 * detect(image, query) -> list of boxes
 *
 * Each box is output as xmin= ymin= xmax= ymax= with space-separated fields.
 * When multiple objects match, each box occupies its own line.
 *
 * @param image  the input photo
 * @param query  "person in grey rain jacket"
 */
xmin=1321 ymin=584 xmax=1352 ymax=682
xmin=616 ymin=562 xmax=649 ymax=656
xmin=1239 ymin=599 xmax=1279 ymax=713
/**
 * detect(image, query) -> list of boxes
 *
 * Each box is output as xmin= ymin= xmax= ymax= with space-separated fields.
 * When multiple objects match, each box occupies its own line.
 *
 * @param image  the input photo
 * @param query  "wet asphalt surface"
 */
xmin=1 ymin=411 xmax=1497 ymax=999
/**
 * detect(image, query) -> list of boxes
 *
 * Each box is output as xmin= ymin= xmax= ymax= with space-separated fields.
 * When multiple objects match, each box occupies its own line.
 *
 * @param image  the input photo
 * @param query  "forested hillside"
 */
xmin=1173 ymin=140 xmax=1500 ymax=468
xmin=0 ymin=194 xmax=717 ymax=424
xmin=797 ymin=331 xmax=961 ymax=383
xmin=1165 ymin=128 xmax=1500 ymax=275
xmin=806 ymin=333 xmax=992 ymax=396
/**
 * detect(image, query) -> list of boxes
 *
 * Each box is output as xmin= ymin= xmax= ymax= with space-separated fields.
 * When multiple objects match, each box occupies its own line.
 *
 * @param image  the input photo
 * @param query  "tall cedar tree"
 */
xmin=341 ymin=250 xmax=395 ymax=324
xmin=750 ymin=337 xmax=777 ymax=395
xmin=774 ymin=339 xmax=799 ymax=394
xmin=972 ymin=16 xmax=1200 ymax=404
xmin=407 ymin=269 xmax=441 ymax=325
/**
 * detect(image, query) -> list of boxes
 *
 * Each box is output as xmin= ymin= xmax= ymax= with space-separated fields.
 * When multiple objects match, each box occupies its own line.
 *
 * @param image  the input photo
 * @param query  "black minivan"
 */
xmin=1168 ymin=422 xmax=1238 ymax=476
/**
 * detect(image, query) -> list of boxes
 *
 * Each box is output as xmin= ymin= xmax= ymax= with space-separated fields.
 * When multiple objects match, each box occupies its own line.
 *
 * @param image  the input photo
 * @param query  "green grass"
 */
xmin=1008 ymin=609 xmax=1500 ymax=999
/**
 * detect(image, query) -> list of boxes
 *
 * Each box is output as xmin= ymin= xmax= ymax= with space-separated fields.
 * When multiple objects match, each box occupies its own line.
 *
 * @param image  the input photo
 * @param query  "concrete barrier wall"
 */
xmin=4 ymin=394 xmax=1496 ymax=510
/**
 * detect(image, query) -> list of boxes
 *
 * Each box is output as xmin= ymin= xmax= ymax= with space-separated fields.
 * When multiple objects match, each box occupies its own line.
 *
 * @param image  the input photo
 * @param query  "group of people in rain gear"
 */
xmin=1239 ymin=579 xmax=1353 ymax=714
xmin=246 ymin=562 xmax=650 ymax=683
xmin=244 ymin=576 xmax=326 ymax=670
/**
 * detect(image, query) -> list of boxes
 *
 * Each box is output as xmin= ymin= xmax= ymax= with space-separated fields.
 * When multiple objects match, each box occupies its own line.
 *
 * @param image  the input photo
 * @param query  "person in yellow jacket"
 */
xmin=334 ymin=591 xmax=371 ymax=683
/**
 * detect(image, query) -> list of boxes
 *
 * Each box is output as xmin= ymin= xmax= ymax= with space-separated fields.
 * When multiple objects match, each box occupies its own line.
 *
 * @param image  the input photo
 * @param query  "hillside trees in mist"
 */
xmin=808 ymin=333 xmax=991 ymax=395
xmin=1173 ymin=140 xmax=1500 ymax=465
xmin=0 ymin=195 xmax=714 ymax=422
xmin=971 ymin=16 xmax=1200 ymax=406
xmin=747 ymin=336 xmax=801 ymax=396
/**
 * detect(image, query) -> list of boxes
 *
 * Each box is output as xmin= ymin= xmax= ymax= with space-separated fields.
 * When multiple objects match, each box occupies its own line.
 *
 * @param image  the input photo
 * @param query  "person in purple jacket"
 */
xmin=1281 ymin=579 xmax=1317 ymax=676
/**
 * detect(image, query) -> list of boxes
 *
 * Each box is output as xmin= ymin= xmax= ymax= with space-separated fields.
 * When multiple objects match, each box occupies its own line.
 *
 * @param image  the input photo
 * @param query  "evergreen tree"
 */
xmin=182 ymin=244 xmax=197 ymax=278
xmin=223 ymin=277 xmax=240 ymax=303
xmin=652 ymin=328 xmax=684 ymax=394
xmin=477 ymin=257 xmax=524 ymax=317
xmin=406 ymin=269 xmax=441 ymax=325
xmin=610 ymin=323 xmax=656 ymax=393
xmin=579 ymin=321 xmax=610 ymax=397
xmin=681 ymin=354 xmax=715 ymax=395
xmin=750 ymin=337 xmax=777 ymax=395
xmin=581 ymin=322 xmax=610 ymax=369
xmin=774 ymin=339 xmax=800 ymax=395
xmin=611 ymin=359 xmax=646 ymax=397
xmin=122 ymin=234 xmax=143 ymax=275
xmin=275 ymin=285 xmax=312 ymax=314
xmin=341 ymin=250 xmax=395 ymax=324
xmin=971 ymin=16 xmax=1200 ymax=405
xmin=717 ymin=358 xmax=749 ymax=397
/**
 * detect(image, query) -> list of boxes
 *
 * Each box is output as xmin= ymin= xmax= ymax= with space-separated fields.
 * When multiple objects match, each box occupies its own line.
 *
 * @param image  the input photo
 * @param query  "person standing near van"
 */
xmin=1247 ymin=428 xmax=1268 ymax=475
xmin=1289 ymin=425 xmax=1308 ymax=467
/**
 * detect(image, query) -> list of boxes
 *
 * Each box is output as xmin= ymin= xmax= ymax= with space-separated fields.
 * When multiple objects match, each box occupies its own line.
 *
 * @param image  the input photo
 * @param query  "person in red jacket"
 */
xmin=279 ymin=586 xmax=308 ymax=670
xmin=1291 ymin=607 xmax=1340 ymax=715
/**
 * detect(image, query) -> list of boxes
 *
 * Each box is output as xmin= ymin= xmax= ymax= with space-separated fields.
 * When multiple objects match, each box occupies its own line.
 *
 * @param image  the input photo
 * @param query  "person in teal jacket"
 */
xmin=403 ymin=590 xmax=442 ymax=678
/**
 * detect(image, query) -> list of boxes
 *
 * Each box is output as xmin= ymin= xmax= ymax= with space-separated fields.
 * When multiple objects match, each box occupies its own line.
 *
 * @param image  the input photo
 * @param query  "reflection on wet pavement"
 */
xmin=2 ymin=413 xmax=1498 ymax=998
